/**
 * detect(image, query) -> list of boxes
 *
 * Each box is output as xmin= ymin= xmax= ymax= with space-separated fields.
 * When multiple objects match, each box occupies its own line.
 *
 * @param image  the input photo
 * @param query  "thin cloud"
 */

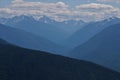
xmin=12 ymin=0 xmax=24 ymax=3
xmin=75 ymin=3 xmax=120 ymax=21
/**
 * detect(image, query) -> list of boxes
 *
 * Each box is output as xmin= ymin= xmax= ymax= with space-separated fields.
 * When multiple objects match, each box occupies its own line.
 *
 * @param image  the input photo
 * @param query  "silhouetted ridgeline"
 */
xmin=0 ymin=39 xmax=120 ymax=80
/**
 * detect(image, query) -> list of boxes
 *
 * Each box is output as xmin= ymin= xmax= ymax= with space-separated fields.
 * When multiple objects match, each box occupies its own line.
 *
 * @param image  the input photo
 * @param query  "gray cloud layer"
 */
xmin=0 ymin=0 xmax=120 ymax=22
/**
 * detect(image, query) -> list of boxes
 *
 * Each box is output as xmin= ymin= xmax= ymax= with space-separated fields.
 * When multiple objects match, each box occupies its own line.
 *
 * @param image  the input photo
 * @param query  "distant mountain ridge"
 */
xmin=0 ymin=16 xmax=120 ymax=48
xmin=0 ymin=15 xmax=86 ymax=41
xmin=1 ymin=16 xmax=120 ymax=46
xmin=0 ymin=16 xmax=69 ymax=44
xmin=63 ymin=17 xmax=120 ymax=48
xmin=0 ymin=15 xmax=120 ymax=54
xmin=0 ymin=23 xmax=64 ymax=54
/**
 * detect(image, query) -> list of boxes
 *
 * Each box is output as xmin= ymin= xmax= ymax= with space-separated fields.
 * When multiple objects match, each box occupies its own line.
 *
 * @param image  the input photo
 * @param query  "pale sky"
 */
xmin=0 ymin=0 xmax=120 ymax=7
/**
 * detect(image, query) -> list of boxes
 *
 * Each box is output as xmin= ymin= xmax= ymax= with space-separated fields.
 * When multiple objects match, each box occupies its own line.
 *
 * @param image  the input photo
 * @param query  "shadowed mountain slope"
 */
xmin=0 ymin=39 xmax=120 ymax=80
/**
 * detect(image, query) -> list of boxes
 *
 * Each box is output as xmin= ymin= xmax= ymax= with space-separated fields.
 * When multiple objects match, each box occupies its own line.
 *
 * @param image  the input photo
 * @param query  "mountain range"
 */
xmin=63 ymin=17 xmax=120 ymax=48
xmin=1 ymin=15 xmax=120 ymax=73
xmin=0 ymin=23 xmax=63 ymax=54
xmin=0 ymin=39 xmax=120 ymax=80
xmin=0 ymin=15 xmax=86 ymax=44
xmin=70 ymin=23 xmax=120 ymax=72
xmin=1 ymin=16 xmax=120 ymax=48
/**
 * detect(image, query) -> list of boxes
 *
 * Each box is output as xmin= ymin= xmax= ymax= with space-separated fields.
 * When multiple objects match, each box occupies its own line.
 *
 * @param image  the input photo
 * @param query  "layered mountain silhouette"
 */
xmin=36 ymin=16 xmax=86 ymax=33
xmin=0 ymin=16 xmax=87 ymax=43
xmin=1 ymin=16 xmax=120 ymax=47
xmin=64 ymin=17 xmax=120 ymax=48
xmin=0 ymin=15 xmax=69 ymax=43
xmin=1 ymin=15 xmax=120 ymax=73
xmin=1 ymin=39 xmax=120 ymax=80
xmin=70 ymin=23 xmax=120 ymax=72
xmin=0 ymin=23 xmax=63 ymax=54
xmin=0 ymin=16 xmax=120 ymax=52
